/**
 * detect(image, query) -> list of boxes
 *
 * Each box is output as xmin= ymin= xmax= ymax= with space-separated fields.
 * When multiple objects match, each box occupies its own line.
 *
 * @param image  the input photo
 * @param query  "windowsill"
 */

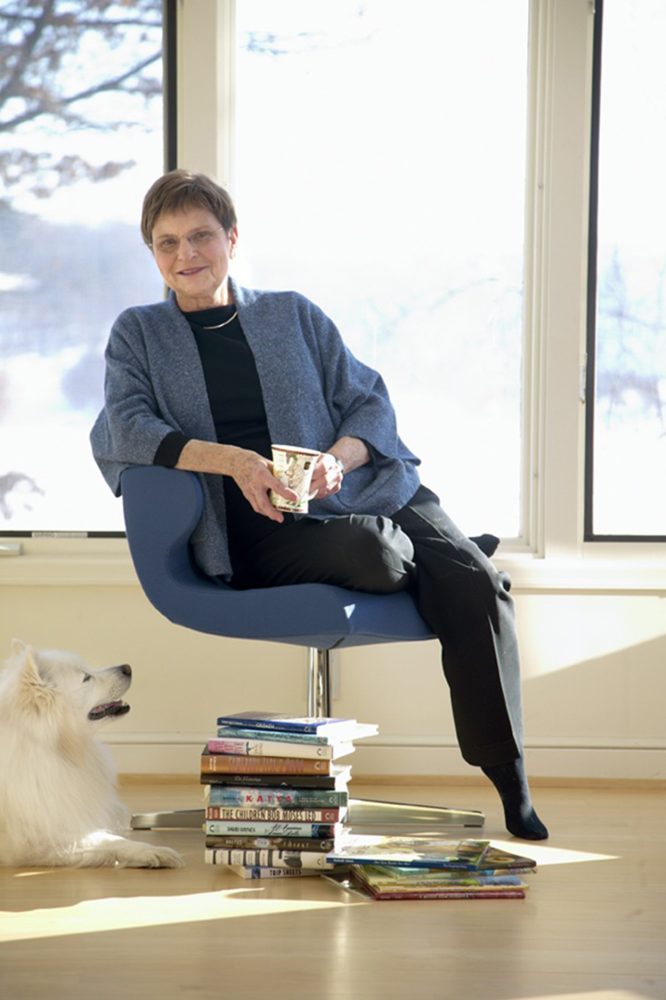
xmin=1 ymin=538 xmax=665 ymax=592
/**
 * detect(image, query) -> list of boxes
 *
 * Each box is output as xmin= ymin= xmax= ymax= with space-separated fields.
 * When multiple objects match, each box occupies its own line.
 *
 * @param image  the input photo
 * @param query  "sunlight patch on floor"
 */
xmin=0 ymin=888 xmax=361 ymax=943
xmin=489 ymin=839 xmax=618 ymax=867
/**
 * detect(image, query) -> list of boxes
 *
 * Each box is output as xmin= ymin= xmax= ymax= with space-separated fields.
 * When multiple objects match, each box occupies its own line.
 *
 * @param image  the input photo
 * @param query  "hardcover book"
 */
xmin=326 ymin=836 xmax=491 ymax=870
xmin=200 ymin=765 xmax=352 ymax=790
xmin=205 ymin=805 xmax=344 ymax=823
xmin=201 ymin=750 xmax=331 ymax=774
xmin=214 ymin=712 xmax=378 ymax=742
xmin=204 ymin=784 xmax=349 ymax=808
xmin=206 ymin=736 xmax=354 ymax=761
xmin=201 ymin=750 xmax=333 ymax=776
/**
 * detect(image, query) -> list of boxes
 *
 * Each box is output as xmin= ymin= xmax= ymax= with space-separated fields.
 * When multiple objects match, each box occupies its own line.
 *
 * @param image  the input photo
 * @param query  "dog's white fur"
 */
xmin=0 ymin=640 xmax=182 ymax=868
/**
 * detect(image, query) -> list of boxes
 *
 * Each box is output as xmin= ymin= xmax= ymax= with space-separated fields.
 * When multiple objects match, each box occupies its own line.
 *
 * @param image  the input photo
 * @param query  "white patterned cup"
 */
xmin=270 ymin=444 xmax=319 ymax=513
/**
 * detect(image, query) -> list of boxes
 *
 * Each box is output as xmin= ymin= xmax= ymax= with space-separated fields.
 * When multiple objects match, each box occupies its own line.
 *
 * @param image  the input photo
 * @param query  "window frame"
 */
xmin=1 ymin=0 xmax=664 ymax=592
xmin=583 ymin=0 xmax=666 ymax=543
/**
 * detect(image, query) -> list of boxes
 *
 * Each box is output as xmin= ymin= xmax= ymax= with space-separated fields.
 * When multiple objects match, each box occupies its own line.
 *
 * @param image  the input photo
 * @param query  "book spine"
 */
xmin=201 ymin=754 xmax=331 ymax=775
xmin=205 ymin=786 xmax=348 ymax=807
xmin=229 ymin=865 xmax=323 ymax=879
xmin=205 ymin=835 xmax=335 ymax=852
xmin=205 ymin=806 xmax=342 ymax=823
xmin=371 ymin=889 xmax=526 ymax=900
xmin=204 ymin=848 xmax=336 ymax=869
xmin=216 ymin=718 xmax=323 ymax=734
xmin=216 ymin=726 xmax=331 ymax=745
xmin=200 ymin=771 xmax=347 ymax=789
xmin=205 ymin=820 xmax=339 ymax=838
xmin=206 ymin=738 xmax=336 ymax=760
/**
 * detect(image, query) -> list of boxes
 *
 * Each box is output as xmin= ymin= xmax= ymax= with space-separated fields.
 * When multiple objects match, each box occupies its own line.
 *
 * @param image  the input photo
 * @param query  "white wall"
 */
xmin=1 ymin=553 xmax=664 ymax=780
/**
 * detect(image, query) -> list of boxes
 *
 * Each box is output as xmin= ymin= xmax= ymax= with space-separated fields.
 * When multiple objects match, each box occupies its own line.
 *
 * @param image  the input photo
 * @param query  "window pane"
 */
xmin=0 ymin=0 xmax=164 ymax=533
xmin=234 ymin=0 xmax=528 ymax=538
xmin=590 ymin=0 xmax=666 ymax=537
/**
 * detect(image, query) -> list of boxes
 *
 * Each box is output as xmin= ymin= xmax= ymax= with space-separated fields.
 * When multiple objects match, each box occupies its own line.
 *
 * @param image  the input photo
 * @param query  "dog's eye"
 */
xmin=82 ymin=673 xmax=92 ymax=683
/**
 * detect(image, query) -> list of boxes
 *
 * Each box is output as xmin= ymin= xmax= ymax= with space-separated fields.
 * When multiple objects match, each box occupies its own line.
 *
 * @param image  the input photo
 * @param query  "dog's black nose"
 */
xmin=119 ymin=664 xmax=132 ymax=677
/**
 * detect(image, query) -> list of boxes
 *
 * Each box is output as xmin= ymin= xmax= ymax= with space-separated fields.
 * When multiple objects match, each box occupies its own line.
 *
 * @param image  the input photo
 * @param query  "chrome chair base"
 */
xmin=131 ymin=647 xmax=485 ymax=832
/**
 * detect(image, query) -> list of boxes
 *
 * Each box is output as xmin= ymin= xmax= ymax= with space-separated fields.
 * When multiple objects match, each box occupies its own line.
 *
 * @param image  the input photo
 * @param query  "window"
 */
xmin=586 ymin=0 xmax=666 ymax=540
xmin=0 ymin=0 xmax=168 ymax=534
xmin=233 ymin=0 xmax=530 ymax=539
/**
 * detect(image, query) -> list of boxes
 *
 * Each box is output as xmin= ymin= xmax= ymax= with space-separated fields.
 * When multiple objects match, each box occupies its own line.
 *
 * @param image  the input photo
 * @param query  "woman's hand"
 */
xmin=229 ymin=449 xmax=298 ymax=522
xmin=176 ymin=440 xmax=297 ymax=522
xmin=309 ymin=452 xmax=344 ymax=500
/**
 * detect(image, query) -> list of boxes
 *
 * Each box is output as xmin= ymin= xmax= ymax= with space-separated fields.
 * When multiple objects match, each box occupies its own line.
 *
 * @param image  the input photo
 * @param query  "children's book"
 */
xmin=327 ymin=836 xmax=491 ymax=870
xmin=204 ymin=847 xmax=337 ymax=869
xmin=200 ymin=764 xmax=352 ymax=790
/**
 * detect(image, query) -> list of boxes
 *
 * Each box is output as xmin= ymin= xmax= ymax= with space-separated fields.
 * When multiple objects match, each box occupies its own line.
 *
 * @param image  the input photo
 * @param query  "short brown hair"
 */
xmin=141 ymin=170 xmax=238 ymax=246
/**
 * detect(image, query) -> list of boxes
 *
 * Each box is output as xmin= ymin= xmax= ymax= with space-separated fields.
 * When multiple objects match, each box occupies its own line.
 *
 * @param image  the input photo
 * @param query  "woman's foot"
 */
xmin=481 ymin=757 xmax=549 ymax=840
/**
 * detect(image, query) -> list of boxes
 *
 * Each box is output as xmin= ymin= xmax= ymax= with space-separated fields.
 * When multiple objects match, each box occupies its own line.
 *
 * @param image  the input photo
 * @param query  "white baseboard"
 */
xmin=109 ymin=734 xmax=666 ymax=781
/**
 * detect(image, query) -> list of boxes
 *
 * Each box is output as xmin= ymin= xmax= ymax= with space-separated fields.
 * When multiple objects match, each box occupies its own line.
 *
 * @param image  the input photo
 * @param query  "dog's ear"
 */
xmin=10 ymin=637 xmax=28 ymax=658
xmin=17 ymin=645 xmax=54 ymax=710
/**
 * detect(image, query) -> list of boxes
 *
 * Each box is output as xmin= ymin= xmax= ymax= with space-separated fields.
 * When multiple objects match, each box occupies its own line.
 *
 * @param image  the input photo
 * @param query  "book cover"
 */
xmin=205 ymin=805 xmax=344 ymax=823
xmin=352 ymin=865 xmax=527 ymax=889
xmin=206 ymin=737 xmax=354 ymax=761
xmin=205 ymin=819 xmax=341 ymax=838
xmin=205 ymin=835 xmax=335 ymax=852
xmin=201 ymin=750 xmax=332 ymax=775
xmin=214 ymin=712 xmax=377 ymax=741
xmin=327 ymin=836 xmax=491 ymax=870
xmin=200 ymin=764 xmax=352 ymax=790
xmin=227 ymin=865 xmax=324 ymax=879
xmin=204 ymin=847 xmax=337 ymax=869
xmin=204 ymin=784 xmax=349 ymax=808
xmin=479 ymin=846 xmax=538 ymax=872
xmin=215 ymin=721 xmax=379 ymax=745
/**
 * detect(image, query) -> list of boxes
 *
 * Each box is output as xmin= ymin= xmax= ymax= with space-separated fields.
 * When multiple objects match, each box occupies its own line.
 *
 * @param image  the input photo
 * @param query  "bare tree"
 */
xmin=0 ymin=0 xmax=162 ymax=200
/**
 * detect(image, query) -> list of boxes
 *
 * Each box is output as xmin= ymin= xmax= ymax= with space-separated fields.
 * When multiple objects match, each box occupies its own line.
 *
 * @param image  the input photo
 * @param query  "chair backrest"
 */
xmin=121 ymin=466 xmax=434 ymax=650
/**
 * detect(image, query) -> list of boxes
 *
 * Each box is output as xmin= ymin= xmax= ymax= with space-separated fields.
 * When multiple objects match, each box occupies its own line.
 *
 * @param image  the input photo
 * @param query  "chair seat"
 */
xmin=121 ymin=466 xmax=436 ymax=650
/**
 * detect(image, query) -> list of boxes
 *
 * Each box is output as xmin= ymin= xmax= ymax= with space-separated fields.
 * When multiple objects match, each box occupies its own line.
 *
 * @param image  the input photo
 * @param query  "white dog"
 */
xmin=0 ymin=640 xmax=183 ymax=868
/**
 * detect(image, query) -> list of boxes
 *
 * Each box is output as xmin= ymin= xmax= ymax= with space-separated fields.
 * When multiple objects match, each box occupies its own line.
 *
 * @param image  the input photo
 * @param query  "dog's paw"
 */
xmin=113 ymin=839 xmax=184 ymax=869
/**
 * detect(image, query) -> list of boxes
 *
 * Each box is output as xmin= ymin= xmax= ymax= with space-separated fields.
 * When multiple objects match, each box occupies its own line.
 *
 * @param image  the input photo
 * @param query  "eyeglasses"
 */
xmin=150 ymin=227 xmax=225 ymax=256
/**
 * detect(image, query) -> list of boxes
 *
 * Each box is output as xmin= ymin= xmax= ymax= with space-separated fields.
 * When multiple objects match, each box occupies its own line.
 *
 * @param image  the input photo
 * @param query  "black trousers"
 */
xmin=230 ymin=485 xmax=522 ymax=767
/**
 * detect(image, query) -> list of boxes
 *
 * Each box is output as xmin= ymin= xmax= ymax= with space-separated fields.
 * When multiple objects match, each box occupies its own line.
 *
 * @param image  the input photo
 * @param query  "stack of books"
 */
xmin=326 ymin=835 xmax=537 ymax=900
xmin=201 ymin=711 xmax=378 ymax=879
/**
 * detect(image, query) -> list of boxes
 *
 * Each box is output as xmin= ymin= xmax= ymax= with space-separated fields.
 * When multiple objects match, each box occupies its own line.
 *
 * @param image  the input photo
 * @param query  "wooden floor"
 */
xmin=1 ymin=778 xmax=665 ymax=1000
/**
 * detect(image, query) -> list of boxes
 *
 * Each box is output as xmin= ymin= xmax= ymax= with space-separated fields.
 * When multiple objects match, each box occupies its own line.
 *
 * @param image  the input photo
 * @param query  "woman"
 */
xmin=91 ymin=170 xmax=547 ymax=840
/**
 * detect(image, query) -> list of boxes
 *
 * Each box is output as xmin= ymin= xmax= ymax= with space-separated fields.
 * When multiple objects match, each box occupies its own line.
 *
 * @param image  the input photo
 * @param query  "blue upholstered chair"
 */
xmin=121 ymin=465 xmax=483 ymax=830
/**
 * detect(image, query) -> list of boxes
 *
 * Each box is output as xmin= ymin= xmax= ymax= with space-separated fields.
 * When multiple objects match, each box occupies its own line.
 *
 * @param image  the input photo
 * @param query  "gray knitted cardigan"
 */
xmin=90 ymin=280 xmax=421 ymax=578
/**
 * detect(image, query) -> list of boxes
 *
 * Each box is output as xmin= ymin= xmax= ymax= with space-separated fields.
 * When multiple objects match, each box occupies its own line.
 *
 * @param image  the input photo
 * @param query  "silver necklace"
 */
xmin=201 ymin=309 xmax=238 ymax=330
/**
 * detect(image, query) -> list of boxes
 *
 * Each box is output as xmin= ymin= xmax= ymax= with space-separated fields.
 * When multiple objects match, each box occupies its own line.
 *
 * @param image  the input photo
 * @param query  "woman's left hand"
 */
xmin=309 ymin=452 xmax=344 ymax=500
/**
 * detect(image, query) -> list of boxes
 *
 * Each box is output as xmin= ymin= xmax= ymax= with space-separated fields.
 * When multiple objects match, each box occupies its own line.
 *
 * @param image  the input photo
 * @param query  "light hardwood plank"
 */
xmin=1 ymin=780 xmax=664 ymax=1000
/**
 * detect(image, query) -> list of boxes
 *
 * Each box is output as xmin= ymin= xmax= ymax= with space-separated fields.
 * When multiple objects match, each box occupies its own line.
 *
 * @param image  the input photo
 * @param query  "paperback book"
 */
xmin=205 ymin=819 xmax=342 ymax=839
xmin=205 ymin=835 xmax=336 ymax=852
xmin=228 ymin=865 xmax=324 ymax=879
xmin=204 ymin=847 xmax=337 ymax=869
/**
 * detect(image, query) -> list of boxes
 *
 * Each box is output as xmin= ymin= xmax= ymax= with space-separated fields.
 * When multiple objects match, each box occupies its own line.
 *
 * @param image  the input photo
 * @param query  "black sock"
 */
xmin=481 ymin=757 xmax=549 ymax=840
